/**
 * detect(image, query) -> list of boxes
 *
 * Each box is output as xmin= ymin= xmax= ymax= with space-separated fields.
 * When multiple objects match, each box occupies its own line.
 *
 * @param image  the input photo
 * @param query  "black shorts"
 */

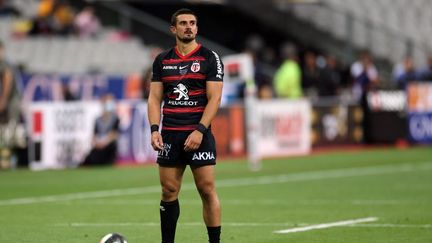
xmin=157 ymin=130 xmax=217 ymax=166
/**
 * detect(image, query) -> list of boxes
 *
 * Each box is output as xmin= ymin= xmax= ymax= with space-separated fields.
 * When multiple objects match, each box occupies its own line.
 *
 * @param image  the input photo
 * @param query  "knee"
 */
xmin=196 ymin=182 xmax=216 ymax=202
xmin=161 ymin=184 xmax=180 ymax=201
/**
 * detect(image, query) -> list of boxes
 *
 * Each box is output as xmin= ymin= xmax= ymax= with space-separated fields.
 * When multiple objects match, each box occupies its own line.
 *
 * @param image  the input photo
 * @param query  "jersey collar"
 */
xmin=175 ymin=43 xmax=201 ymax=59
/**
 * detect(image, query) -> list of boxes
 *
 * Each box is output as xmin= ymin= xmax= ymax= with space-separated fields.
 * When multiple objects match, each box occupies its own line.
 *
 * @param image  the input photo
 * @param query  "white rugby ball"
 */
xmin=99 ymin=233 xmax=128 ymax=243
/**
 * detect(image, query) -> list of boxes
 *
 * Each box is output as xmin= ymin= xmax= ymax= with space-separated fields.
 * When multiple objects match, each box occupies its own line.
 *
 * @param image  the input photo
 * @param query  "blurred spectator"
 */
xmin=273 ymin=42 xmax=302 ymax=99
xmin=244 ymin=34 xmax=277 ymax=66
xmin=37 ymin=0 xmax=54 ymax=18
xmin=258 ymin=84 xmax=274 ymax=99
xmin=30 ymin=0 xmax=56 ymax=35
xmin=393 ymin=56 xmax=418 ymax=89
xmin=0 ymin=0 xmax=20 ymax=17
xmin=50 ymin=0 xmax=74 ymax=35
xmin=350 ymin=50 xmax=379 ymax=144
xmin=301 ymin=51 xmax=320 ymax=98
xmin=244 ymin=34 xmax=264 ymax=55
xmin=317 ymin=54 xmax=342 ymax=97
xmin=243 ymin=48 xmax=273 ymax=99
xmin=74 ymin=6 xmax=100 ymax=38
xmin=0 ymin=40 xmax=21 ymax=169
xmin=243 ymin=34 xmax=277 ymax=100
xmin=418 ymin=53 xmax=432 ymax=81
xmin=392 ymin=58 xmax=405 ymax=83
xmin=61 ymin=82 xmax=77 ymax=101
xmin=82 ymin=93 xmax=119 ymax=166
xmin=261 ymin=46 xmax=277 ymax=66
xmin=31 ymin=0 xmax=74 ymax=36
xmin=254 ymin=64 xmax=273 ymax=99
xmin=350 ymin=50 xmax=379 ymax=102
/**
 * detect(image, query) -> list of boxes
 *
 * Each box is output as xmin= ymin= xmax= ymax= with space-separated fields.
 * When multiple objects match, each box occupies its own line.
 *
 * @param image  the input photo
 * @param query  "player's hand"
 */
xmin=184 ymin=130 xmax=203 ymax=152
xmin=151 ymin=132 xmax=164 ymax=151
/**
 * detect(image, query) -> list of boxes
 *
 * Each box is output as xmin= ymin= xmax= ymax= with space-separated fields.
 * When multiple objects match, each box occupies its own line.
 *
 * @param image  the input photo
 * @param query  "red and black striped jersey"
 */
xmin=152 ymin=44 xmax=224 ymax=131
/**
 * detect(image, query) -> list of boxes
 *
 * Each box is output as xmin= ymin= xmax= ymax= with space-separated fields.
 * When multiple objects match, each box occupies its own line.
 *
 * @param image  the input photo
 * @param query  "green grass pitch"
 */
xmin=0 ymin=146 xmax=431 ymax=242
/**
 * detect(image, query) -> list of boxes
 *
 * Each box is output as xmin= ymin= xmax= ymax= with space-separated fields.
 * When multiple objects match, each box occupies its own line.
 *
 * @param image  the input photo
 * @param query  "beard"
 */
xmin=177 ymin=34 xmax=195 ymax=44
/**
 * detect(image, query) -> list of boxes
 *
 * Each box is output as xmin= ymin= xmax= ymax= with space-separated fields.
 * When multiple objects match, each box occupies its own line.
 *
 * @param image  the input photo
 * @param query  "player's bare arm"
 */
xmin=184 ymin=81 xmax=223 ymax=152
xmin=148 ymin=82 xmax=164 ymax=151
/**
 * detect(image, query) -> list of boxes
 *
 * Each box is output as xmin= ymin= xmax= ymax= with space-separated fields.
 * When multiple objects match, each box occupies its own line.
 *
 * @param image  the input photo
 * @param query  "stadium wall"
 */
xmin=21 ymin=78 xmax=432 ymax=170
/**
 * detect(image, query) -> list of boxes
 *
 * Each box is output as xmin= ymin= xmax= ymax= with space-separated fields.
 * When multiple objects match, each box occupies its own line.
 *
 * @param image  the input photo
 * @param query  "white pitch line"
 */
xmin=54 ymin=221 xmax=432 ymax=230
xmin=0 ymin=186 xmax=161 ymax=206
xmin=274 ymin=217 xmax=378 ymax=234
xmin=54 ymin=222 xmax=306 ymax=227
xmin=55 ymin=198 xmax=424 ymax=206
xmin=1 ymin=161 xmax=432 ymax=206
xmin=348 ymin=223 xmax=432 ymax=229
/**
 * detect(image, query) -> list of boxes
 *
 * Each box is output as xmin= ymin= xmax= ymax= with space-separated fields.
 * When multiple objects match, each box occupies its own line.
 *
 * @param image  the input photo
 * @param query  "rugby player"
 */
xmin=148 ymin=8 xmax=224 ymax=243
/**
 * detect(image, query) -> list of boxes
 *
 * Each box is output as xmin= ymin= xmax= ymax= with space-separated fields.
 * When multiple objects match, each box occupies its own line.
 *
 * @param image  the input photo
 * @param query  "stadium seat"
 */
xmin=289 ymin=0 xmax=431 ymax=68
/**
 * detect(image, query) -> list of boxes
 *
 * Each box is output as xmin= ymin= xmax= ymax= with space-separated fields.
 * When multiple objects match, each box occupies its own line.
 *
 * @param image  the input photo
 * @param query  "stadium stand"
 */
xmin=287 ymin=0 xmax=431 ymax=68
xmin=0 ymin=2 xmax=152 ymax=75
xmin=7 ymin=0 xmax=39 ymax=18
xmin=2 ymin=25 xmax=151 ymax=75
xmin=3 ymin=0 xmax=431 ymax=78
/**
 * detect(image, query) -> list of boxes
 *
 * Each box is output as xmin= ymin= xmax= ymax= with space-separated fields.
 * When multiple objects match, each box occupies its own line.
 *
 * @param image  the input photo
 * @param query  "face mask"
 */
xmin=104 ymin=101 xmax=115 ymax=112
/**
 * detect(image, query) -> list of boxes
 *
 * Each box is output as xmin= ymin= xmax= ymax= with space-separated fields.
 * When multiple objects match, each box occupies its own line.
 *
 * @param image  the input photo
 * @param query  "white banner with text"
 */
xmin=252 ymin=99 xmax=311 ymax=158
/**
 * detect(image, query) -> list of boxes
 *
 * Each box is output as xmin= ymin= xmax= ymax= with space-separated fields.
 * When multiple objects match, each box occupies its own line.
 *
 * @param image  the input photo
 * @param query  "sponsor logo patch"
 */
xmin=158 ymin=143 xmax=172 ymax=159
xmin=192 ymin=152 xmax=215 ymax=160
xmin=212 ymin=51 xmax=223 ymax=79
xmin=179 ymin=65 xmax=188 ymax=75
xmin=167 ymin=100 xmax=198 ymax=106
xmin=163 ymin=66 xmax=177 ymax=70
xmin=173 ymin=83 xmax=189 ymax=100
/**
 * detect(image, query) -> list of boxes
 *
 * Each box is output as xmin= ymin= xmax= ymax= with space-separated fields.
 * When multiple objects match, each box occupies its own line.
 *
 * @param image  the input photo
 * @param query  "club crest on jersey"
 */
xmin=191 ymin=61 xmax=200 ymax=73
xmin=173 ymin=83 xmax=189 ymax=100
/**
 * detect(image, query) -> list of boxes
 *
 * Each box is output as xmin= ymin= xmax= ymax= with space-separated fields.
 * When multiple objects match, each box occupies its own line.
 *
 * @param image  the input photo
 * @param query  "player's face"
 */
xmin=171 ymin=14 xmax=198 ymax=44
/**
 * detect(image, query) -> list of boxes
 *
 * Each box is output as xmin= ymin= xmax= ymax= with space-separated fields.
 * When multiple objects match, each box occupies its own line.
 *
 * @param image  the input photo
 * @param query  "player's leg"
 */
xmin=159 ymin=165 xmax=186 ymax=243
xmin=191 ymin=165 xmax=221 ymax=243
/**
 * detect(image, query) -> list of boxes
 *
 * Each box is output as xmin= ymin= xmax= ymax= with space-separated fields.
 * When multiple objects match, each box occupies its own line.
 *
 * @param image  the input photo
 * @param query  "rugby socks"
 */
xmin=160 ymin=199 xmax=180 ymax=243
xmin=207 ymin=226 xmax=221 ymax=243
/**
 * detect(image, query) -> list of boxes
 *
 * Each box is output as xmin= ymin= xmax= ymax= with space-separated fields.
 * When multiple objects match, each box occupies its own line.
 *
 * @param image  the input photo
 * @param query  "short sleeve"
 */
xmin=207 ymin=51 xmax=224 ymax=82
xmin=151 ymin=54 xmax=162 ymax=82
